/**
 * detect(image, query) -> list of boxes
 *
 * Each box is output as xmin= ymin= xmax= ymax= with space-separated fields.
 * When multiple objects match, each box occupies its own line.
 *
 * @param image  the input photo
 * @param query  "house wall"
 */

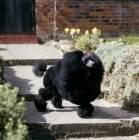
xmin=35 ymin=0 xmax=139 ymax=41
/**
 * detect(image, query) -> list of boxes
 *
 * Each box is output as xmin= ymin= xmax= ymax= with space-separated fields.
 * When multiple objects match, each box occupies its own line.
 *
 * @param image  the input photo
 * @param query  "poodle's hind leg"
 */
xmin=77 ymin=103 xmax=94 ymax=118
xmin=38 ymin=88 xmax=53 ymax=101
xmin=34 ymin=88 xmax=53 ymax=112
xmin=51 ymin=93 xmax=63 ymax=109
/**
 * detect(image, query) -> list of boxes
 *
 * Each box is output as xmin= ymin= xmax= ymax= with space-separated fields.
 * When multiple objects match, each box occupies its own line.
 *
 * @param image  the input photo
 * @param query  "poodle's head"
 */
xmin=81 ymin=53 xmax=95 ymax=68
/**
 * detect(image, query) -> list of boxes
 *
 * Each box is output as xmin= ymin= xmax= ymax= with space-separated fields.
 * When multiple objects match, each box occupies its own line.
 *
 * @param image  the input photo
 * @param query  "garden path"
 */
xmin=0 ymin=44 xmax=139 ymax=140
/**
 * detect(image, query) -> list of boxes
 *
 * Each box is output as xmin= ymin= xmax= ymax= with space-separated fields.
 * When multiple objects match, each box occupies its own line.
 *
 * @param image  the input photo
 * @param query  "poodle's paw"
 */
xmin=39 ymin=88 xmax=53 ymax=101
xmin=34 ymin=99 xmax=47 ymax=112
xmin=51 ymin=96 xmax=63 ymax=109
xmin=77 ymin=104 xmax=94 ymax=118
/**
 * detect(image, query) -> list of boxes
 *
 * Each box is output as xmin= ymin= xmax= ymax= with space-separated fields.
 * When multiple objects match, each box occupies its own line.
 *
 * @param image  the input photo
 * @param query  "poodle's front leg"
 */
xmin=77 ymin=103 xmax=94 ymax=118
xmin=34 ymin=88 xmax=53 ymax=112
xmin=51 ymin=91 xmax=63 ymax=108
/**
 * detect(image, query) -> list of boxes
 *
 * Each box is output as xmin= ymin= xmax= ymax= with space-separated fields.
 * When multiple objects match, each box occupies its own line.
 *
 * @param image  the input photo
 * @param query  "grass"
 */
xmin=105 ymin=34 xmax=139 ymax=46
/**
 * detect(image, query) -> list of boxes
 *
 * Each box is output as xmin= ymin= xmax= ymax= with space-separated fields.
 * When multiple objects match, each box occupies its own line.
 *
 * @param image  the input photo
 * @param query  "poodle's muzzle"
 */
xmin=81 ymin=54 xmax=95 ymax=68
xmin=86 ymin=60 xmax=95 ymax=67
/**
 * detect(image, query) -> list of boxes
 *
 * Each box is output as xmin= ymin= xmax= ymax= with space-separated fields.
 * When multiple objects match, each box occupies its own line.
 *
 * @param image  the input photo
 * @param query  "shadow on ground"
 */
xmin=0 ymin=48 xmax=8 ymax=51
xmin=4 ymin=66 xmax=34 ymax=93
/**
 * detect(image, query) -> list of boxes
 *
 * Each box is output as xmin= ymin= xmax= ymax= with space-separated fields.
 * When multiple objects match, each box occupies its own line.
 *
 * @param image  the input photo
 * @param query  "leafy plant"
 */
xmin=0 ymin=83 xmax=29 ymax=140
xmin=74 ymin=34 xmax=91 ymax=51
xmin=90 ymin=27 xmax=101 ymax=45
xmin=75 ymin=27 xmax=101 ymax=51
xmin=95 ymin=42 xmax=139 ymax=112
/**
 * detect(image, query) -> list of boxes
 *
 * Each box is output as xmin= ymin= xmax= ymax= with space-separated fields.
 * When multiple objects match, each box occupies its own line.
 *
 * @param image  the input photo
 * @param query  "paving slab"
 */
xmin=65 ymin=136 xmax=138 ymax=140
xmin=4 ymin=65 xmax=44 ymax=100
xmin=25 ymin=99 xmax=139 ymax=139
xmin=0 ymin=44 xmax=63 ymax=65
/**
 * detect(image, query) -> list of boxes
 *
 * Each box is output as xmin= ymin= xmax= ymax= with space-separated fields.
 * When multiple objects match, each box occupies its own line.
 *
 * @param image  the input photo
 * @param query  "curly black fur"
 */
xmin=77 ymin=103 xmax=94 ymax=118
xmin=33 ymin=50 xmax=104 ymax=118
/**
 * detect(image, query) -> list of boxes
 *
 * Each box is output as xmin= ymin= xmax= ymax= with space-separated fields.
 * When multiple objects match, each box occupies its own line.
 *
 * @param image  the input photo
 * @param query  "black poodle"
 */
xmin=32 ymin=50 xmax=104 ymax=118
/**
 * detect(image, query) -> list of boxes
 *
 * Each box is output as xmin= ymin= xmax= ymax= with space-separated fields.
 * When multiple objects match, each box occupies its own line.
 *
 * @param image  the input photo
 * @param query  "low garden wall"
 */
xmin=36 ymin=0 xmax=139 ymax=41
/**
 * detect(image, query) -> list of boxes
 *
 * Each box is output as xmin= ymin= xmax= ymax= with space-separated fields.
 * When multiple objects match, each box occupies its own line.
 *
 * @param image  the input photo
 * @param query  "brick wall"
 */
xmin=36 ymin=0 xmax=139 ymax=40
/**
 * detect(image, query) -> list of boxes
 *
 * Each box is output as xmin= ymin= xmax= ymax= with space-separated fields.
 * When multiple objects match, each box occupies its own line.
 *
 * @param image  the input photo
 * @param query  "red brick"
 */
xmin=1 ymin=0 xmax=139 ymax=42
xmin=0 ymin=35 xmax=38 ymax=44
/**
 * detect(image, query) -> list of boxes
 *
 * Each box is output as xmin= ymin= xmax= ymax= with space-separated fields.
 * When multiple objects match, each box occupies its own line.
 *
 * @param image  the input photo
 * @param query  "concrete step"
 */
xmin=0 ymin=44 xmax=63 ymax=65
xmin=58 ymin=136 xmax=138 ymax=140
xmin=4 ymin=65 xmax=43 ymax=101
xmin=25 ymin=100 xmax=139 ymax=139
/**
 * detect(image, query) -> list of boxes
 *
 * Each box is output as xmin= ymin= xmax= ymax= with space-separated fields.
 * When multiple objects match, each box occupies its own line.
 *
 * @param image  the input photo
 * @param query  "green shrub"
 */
xmin=75 ymin=28 xmax=101 ymax=51
xmin=95 ymin=42 xmax=126 ymax=86
xmin=95 ymin=42 xmax=139 ymax=112
xmin=75 ymin=34 xmax=91 ymax=51
xmin=0 ymin=83 xmax=29 ymax=140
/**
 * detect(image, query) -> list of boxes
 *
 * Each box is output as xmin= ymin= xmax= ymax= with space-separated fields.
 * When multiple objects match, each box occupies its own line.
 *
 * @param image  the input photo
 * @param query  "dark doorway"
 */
xmin=0 ymin=0 xmax=36 ymax=35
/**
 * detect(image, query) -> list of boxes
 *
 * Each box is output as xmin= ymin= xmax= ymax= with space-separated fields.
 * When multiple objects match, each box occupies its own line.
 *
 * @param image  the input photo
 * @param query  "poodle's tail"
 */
xmin=32 ymin=60 xmax=47 ymax=77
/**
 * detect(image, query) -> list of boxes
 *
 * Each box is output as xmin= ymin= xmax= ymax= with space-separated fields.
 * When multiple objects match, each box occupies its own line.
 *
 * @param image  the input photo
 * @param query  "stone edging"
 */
xmin=26 ymin=120 xmax=139 ymax=139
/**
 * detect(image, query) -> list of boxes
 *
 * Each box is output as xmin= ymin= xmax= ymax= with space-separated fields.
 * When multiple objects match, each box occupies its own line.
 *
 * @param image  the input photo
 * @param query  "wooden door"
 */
xmin=0 ymin=0 xmax=36 ymax=34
